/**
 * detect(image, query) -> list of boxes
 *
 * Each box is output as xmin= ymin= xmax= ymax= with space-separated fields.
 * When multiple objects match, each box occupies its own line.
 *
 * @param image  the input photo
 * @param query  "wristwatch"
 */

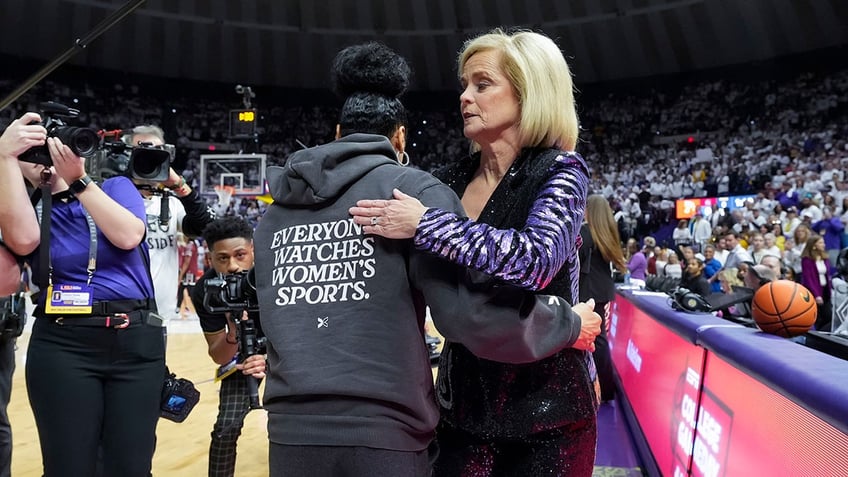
xmin=69 ymin=175 xmax=93 ymax=195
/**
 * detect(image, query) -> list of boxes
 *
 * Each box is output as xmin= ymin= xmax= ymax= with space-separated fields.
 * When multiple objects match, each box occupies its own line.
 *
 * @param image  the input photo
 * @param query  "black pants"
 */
xmin=0 ymin=337 xmax=14 ymax=477
xmin=269 ymin=442 xmax=432 ymax=477
xmin=209 ymin=373 xmax=254 ymax=477
xmin=592 ymin=300 xmax=616 ymax=402
xmin=26 ymin=317 xmax=165 ymax=477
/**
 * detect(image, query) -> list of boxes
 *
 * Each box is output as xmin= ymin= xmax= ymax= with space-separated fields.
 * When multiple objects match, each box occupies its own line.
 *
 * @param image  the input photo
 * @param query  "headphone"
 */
xmin=670 ymin=287 xmax=712 ymax=313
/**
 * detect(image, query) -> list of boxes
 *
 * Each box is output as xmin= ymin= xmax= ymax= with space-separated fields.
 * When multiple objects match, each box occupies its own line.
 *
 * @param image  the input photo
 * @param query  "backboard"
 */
xmin=199 ymin=154 xmax=266 ymax=196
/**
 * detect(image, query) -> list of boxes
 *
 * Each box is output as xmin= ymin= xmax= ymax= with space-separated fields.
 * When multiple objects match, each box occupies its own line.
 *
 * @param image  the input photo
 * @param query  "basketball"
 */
xmin=751 ymin=280 xmax=817 ymax=337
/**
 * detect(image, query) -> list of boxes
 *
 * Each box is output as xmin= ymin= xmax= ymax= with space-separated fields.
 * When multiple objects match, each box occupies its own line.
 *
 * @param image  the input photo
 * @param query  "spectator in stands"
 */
xmin=703 ymin=244 xmax=724 ymax=293
xmin=673 ymin=219 xmax=693 ymax=249
xmin=712 ymin=235 xmax=729 ymax=266
xmin=628 ymin=238 xmax=649 ymax=280
xmin=760 ymin=254 xmax=785 ymax=280
xmin=722 ymin=230 xmax=754 ymax=270
xmin=718 ymin=268 xmax=744 ymax=295
xmin=763 ymin=231 xmax=782 ymax=257
xmin=654 ymin=248 xmax=669 ymax=277
xmin=646 ymin=245 xmax=661 ymax=276
xmin=664 ymin=253 xmax=684 ymax=279
xmin=785 ymin=225 xmax=811 ymax=280
xmin=782 ymin=206 xmax=802 ymax=238
xmin=680 ymin=256 xmax=711 ymax=297
xmin=811 ymin=207 xmax=845 ymax=266
xmin=749 ymin=232 xmax=769 ymax=264
xmin=691 ymin=212 xmax=713 ymax=252
xmin=679 ymin=245 xmax=696 ymax=264
xmin=801 ymin=234 xmax=834 ymax=331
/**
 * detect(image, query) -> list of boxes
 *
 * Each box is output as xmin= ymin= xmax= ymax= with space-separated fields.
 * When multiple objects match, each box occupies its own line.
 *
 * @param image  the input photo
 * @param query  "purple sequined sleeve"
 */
xmin=414 ymin=152 xmax=589 ymax=290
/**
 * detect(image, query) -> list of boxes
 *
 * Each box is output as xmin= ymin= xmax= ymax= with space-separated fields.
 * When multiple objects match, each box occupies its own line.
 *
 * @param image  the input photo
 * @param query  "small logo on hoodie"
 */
xmin=317 ymin=317 xmax=329 ymax=328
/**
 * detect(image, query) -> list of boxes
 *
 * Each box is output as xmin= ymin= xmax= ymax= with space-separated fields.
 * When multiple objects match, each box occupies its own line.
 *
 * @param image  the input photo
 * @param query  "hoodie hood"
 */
xmin=268 ymin=133 xmax=398 ymax=206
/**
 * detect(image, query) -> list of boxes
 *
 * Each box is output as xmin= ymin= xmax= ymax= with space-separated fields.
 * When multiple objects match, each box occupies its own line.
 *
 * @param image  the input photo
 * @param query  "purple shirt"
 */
xmin=31 ymin=176 xmax=154 ymax=302
xmin=628 ymin=251 xmax=648 ymax=280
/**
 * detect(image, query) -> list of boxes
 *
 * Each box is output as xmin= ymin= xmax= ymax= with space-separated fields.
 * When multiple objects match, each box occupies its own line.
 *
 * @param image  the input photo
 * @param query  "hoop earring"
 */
xmin=397 ymin=151 xmax=410 ymax=167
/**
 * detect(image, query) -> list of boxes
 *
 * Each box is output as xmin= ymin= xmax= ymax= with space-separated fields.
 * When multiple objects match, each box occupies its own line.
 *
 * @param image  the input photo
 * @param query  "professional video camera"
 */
xmin=203 ymin=269 xmax=259 ymax=313
xmin=18 ymin=102 xmax=101 ymax=166
xmin=203 ymin=269 xmax=265 ymax=408
xmin=87 ymin=133 xmax=174 ymax=183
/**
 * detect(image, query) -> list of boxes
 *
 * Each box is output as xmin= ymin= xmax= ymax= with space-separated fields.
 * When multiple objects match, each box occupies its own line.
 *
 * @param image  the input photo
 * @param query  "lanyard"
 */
xmin=37 ymin=182 xmax=98 ymax=287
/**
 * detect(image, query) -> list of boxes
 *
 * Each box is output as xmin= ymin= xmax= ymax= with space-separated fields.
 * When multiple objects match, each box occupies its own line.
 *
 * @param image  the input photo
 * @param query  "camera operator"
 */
xmin=0 ymin=112 xmax=164 ymax=476
xmin=190 ymin=216 xmax=265 ymax=477
xmin=123 ymin=125 xmax=216 ymax=323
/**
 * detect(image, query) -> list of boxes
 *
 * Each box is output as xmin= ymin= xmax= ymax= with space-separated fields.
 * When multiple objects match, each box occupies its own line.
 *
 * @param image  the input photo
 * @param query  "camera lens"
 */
xmin=130 ymin=148 xmax=171 ymax=181
xmin=55 ymin=126 xmax=100 ymax=157
xmin=134 ymin=155 xmax=160 ymax=177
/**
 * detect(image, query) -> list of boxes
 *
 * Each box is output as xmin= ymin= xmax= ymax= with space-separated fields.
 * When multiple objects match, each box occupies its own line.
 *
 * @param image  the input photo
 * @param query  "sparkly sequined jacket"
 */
xmin=431 ymin=147 xmax=598 ymax=438
xmin=254 ymin=135 xmax=587 ymax=452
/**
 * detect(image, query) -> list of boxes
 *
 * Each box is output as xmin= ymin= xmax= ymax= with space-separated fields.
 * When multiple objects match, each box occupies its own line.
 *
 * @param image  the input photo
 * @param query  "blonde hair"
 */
xmin=720 ymin=268 xmax=743 ymax=288
xmin=585 ymin=195 xmax=626 ymax=272
xmin=458 ymin=28 xmax=579 ymax=152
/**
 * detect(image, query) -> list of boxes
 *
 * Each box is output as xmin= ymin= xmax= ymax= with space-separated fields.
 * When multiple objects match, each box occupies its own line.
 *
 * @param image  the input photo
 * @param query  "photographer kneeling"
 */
xmin=190 ymin=216 xmax=265 ymax=477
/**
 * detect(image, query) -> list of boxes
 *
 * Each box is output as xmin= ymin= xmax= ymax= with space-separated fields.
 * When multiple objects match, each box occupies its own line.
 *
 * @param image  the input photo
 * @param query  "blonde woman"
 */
xmin=785 ymin=224 xmax=811 ymax=280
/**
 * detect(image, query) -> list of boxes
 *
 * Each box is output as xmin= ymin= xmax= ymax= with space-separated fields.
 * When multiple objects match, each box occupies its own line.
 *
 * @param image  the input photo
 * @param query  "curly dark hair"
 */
xmin=202 ymin=216 xmax=253 ymax=249
xmin=331 ymin=42 xmax=411 ymax=138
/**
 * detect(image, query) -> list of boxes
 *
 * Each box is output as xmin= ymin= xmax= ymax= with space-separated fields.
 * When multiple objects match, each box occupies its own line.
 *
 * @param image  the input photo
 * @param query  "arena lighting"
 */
xmin=208 ymin=145 xmax=216 ymax=151
xmin=687 ymin=136 xmax=695 ymax=143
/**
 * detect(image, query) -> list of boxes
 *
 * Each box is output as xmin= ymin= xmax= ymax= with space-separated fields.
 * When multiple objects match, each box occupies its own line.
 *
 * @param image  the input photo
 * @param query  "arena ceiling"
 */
xmin=1 ymin=0 xmax=847 ymax=92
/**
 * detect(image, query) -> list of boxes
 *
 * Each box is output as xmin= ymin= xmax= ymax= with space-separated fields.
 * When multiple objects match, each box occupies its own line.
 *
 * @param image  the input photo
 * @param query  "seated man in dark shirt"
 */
xmin=680 ymin=256 xmax=711 ymax=297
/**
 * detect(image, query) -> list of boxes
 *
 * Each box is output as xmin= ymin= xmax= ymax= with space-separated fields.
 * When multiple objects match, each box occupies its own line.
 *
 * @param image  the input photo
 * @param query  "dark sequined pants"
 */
xmin=433 ymin=418 xmax=597 ymax=477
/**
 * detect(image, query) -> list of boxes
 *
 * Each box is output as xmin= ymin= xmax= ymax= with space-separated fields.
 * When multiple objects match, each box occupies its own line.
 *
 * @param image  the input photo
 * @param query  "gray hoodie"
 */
xmin=254 ymin=133 xmax=582 ymax=451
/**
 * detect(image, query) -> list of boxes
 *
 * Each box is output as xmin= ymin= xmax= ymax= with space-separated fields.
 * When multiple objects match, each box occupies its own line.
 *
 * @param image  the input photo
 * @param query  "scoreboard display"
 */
xmin=229 ymin=109 xmax=257 ymax=138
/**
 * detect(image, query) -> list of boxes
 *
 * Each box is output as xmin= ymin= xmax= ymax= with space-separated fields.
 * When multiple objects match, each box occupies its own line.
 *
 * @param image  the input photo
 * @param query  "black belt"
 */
xmin=89 ymin=298 xmax=156 ymax=315
xmin=34 ymin=298 xmax=160 ymax=329
xmin=55 ymin=313 xmax=134 ymax=328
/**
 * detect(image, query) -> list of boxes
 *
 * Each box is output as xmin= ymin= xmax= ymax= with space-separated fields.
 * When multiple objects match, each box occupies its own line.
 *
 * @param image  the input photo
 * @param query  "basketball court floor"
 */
xmin=8 ymin=306 xmax=645 ymax=476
